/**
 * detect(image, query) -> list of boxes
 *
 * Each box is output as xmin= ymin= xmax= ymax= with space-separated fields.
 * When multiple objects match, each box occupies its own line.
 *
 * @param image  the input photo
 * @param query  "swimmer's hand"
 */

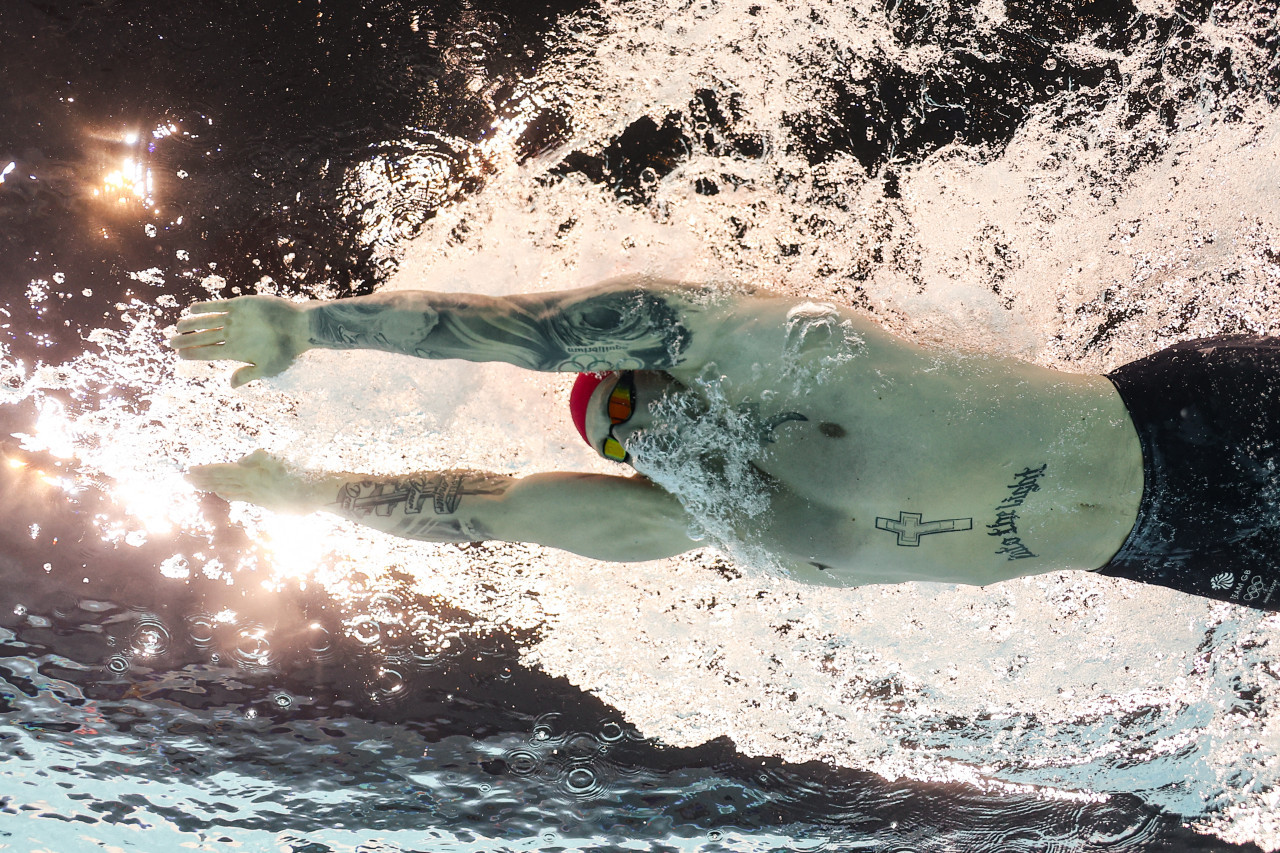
xmin=187 ymin=450 xmax=318 ymax=512
xmin=168 ymin=296 xmax=310 ymax=388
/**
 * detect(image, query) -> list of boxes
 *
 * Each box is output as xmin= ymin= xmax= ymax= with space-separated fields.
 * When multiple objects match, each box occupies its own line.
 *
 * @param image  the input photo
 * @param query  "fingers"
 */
xmin=169 ymin=328 xmax=227 ymax=351
xmin=188 ymin=299 xmax=235 ymax=314
xmin=187 ymin=451 xmax=276 ymax=482
xmin=230 ymin=365 xmax=263 ymax=388
xmin=169 ymin=308 xmax=229 ymax=356
xmin=187 ymin=450 xmax=286 ymax=507
xmin=174 ymin=312 xmax=226 ymax=334
xmin=187 ymin=461 xmax=243 ymax=480
xmin=187 ymin=459 xmax=262 ymax=500
xmin=186 ymin=463 xmax=243 ymax=496
xmin=172 ymin=342 xmax=231 ymax=362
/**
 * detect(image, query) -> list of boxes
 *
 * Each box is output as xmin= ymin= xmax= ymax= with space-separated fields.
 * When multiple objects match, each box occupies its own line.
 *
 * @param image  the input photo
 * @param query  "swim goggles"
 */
xmin=602 ymin=373 xmax=635 ymax=462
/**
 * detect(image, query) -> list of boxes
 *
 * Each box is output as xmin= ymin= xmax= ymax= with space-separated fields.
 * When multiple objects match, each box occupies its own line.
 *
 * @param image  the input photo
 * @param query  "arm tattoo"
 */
xmin=333 ymin=471 xmax=510 ymax=543
xmin=307 ymin=287 xmax=692 ymax=372
xmin=309 ymin=300 xmax=441 ymax=352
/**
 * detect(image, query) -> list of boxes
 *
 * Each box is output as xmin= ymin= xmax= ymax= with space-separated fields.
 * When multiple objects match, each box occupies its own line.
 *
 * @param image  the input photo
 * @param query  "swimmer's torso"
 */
xmin=623 ymin=297 xmax=1145 ymax=587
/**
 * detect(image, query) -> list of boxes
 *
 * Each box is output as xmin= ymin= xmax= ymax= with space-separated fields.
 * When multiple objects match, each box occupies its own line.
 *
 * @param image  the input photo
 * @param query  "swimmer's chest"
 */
xmin=666 ymin=346 xmax=1129 ymax=579
xmin=668 ymin=349 xmax=1049 ymax=510
xmin=660 ymin=304 xmax=1137 ymax=579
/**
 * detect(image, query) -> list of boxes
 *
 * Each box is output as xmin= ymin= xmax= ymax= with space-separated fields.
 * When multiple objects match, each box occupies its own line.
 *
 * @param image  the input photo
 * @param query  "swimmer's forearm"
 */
xmin=188 ymin=452 xmax=513 ymax=543
xmin=298 ymin=468 xmax=697 ymax=561
xmin=304 ymin=292 xmax=514 ymax=363
xmin=302 ymin=280 xmax=699 ymax=372
xmin=304 ymin=469 xmax=515 ymax=544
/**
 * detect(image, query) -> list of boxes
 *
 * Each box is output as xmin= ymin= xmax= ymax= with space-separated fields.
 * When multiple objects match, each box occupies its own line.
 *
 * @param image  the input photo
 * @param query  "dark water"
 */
xmin=0 ymin=1 xmax=1269 ymax=850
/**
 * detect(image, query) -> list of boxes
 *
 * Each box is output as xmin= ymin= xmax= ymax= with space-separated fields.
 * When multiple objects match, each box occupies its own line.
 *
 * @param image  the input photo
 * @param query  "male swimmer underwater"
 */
xmin=170 ymin=276 xmax=1280 ymax=610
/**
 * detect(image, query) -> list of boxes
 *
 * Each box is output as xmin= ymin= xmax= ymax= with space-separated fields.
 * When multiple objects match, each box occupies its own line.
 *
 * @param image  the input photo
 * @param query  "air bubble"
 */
xmin=567 ymin=733 xmax=600 ymax=758
xmin=1043 ymin=57 xmax=1057 ymax=71
xmin=505 ymin=748 xmax=541 ymax=776
xmin=370 ymin=667 xmax=409 ymax=704
xmin=367 ymin=591 xmax=405 ymax=620
xmin=50 ymin=593 xmax=79 ymax=620
xmin=349 ymin=615 xmax=382 ymax=646
xmin=564 ymin=765 xmax=598 ymax=794
xmin=306 ymin=622 xmax=335 ymax=659
xmin=130 ymin=618 xmax=172 ymax=657
xmin=231 ymin=625 xmax=275 ymax=670
xmin=186 ymin=613 xmax=216 ymax=647
xmin=531 ymin=711 xmax=563 ymax=742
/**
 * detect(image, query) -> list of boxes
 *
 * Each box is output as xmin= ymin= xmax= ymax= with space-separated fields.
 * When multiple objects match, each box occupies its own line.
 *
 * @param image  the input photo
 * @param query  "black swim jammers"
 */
xmin=1101 ymin=336 xmax=1280 ymax=610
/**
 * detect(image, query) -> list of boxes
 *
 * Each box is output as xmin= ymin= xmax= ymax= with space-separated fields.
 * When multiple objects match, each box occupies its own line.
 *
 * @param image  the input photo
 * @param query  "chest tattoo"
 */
xmin=987 ymin=464 xmax=1047 ymax=560
xmin=734 ymin=400 xmax=809 ymax=445
xmin=875 ymin=511 xmax=974 ymax=546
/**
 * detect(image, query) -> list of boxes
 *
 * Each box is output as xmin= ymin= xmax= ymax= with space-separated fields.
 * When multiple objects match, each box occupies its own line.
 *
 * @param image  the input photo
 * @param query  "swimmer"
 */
xmin=169 ymin=277 xmax=1280 ymax=610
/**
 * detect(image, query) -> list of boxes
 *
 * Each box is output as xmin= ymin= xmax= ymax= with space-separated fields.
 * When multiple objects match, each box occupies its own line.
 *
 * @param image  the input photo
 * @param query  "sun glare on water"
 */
xmin=97 ymin=157 xmax=152 ymax=206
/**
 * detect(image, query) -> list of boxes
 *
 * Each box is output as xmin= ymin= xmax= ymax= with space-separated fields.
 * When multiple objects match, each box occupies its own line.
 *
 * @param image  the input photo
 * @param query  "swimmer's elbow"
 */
xmin=490 ymin=472 xmax=699 ymax=563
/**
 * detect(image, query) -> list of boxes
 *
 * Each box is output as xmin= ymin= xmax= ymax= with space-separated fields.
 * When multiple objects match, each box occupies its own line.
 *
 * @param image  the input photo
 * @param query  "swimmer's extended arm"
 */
xmin=188 ymin=451 xmax=698 ymax=562
xmin=168 ymin=277 xmax=735 ymax=386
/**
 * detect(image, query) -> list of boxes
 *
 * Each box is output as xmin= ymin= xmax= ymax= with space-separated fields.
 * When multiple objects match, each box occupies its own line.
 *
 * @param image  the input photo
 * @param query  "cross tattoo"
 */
xmin=875 ymin=511 xmax=973 ymax=546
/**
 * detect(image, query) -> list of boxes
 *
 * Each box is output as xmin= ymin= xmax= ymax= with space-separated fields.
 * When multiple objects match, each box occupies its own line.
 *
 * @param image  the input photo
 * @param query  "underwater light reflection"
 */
xmin=97 ymin=156 xmax=152 ymax=207
xmin=86 ymin=121 xmax=195 ymax=216
xmin=258 ymin=511 xmax=333 ymax=582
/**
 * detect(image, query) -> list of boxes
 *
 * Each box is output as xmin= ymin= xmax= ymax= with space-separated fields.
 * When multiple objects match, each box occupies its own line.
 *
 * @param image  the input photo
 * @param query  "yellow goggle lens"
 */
xmin=602 ymin=436 xmax=628 ymax=461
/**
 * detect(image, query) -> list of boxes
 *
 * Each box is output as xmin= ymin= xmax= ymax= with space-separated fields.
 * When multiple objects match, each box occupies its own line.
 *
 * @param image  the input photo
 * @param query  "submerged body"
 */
xmin=584 ymin=300 xmax=1142 ymax=586
xmin=170 ymin=276 xmax=1278 ymax=609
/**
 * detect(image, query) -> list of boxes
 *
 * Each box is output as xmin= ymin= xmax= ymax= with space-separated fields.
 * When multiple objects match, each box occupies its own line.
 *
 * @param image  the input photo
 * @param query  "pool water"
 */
xmin=2 ymin=0 xmax=1279 ymax=850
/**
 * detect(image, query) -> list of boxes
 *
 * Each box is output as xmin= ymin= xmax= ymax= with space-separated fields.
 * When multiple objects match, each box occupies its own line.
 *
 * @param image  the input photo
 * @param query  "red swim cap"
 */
xmin=569 ymin=371 xmax=614 ymax=446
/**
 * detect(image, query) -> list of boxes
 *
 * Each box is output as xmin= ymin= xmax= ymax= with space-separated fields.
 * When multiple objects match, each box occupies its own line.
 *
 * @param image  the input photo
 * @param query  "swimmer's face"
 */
xmin=586 ymin=371 xmax=674 ymax=462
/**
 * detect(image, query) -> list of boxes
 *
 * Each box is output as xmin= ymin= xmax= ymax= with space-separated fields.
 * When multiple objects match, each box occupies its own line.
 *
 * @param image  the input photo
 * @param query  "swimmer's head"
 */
xmin=573 ymin=371 xmax=677 ymax=463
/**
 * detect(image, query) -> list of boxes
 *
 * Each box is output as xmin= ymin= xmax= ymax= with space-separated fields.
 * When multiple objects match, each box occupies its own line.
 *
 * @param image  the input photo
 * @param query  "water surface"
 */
xmin=2 ymin=0 xmax=1279 ymax=850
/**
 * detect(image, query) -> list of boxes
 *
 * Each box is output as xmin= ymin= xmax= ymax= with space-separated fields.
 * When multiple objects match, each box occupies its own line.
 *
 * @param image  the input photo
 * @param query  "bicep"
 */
xmin=487 ymin=471 xmax=699 ymax=562
xmin=501 ymin=277 xmax=722 ymax=373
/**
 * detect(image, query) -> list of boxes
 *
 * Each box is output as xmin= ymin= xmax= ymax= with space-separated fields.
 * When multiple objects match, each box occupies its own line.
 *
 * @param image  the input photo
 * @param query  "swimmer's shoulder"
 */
xmin=583 ymin=277 xmax=925 ymax=378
